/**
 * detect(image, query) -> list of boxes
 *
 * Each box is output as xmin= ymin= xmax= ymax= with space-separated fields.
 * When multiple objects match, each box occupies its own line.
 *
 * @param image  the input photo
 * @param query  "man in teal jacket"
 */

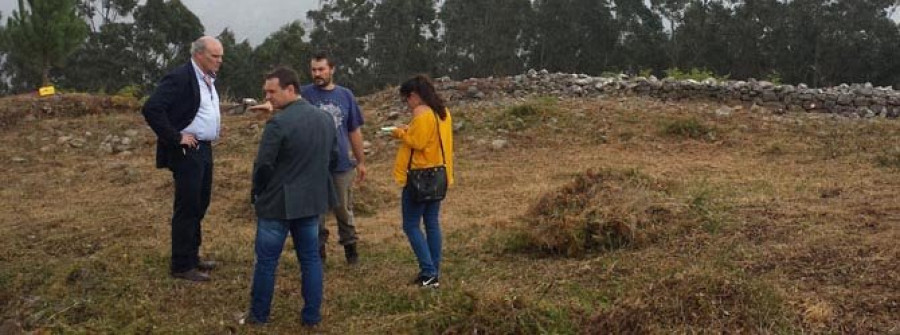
xmin=245 ymin=66 xmax=338 ymax=327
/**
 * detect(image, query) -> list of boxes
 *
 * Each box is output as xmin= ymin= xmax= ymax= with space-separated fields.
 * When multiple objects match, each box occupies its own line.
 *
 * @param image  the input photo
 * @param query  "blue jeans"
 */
xmin=249 ymin=216 xmax=323 ymax=325
xmin=401 ymin=187 xmax=443 ymax=278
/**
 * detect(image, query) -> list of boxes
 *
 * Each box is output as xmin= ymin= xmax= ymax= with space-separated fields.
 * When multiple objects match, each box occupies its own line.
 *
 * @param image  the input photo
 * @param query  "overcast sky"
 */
xmin=0 ymin=0 xmax=320 ymax=46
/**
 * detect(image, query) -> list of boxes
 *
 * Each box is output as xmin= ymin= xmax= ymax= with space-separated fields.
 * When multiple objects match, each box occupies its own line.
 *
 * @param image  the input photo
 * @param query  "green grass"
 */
xmin=874 ymin=147 xmax=900 ymax=169
xmin=661 ymin=117 xmax=717 ymax=141
xmin=688 ymin=187 xmax=728 ymax=234
xmin=489 ymin=98 xmax=559 ymax=131
xmin=664 ymin=67 xmax=729 ymax=81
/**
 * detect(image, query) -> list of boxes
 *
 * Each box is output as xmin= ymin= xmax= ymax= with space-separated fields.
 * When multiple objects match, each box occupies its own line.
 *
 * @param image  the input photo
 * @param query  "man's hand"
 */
xmin=180 ymin=133 xmax=198 ymax=149
xmin=248 ymin=101 xmax=274 ymax=113
xmin=356 ymin=163 xmax=367 ymax=184
xmin=348 ymin=129 xmax=367 ymax=184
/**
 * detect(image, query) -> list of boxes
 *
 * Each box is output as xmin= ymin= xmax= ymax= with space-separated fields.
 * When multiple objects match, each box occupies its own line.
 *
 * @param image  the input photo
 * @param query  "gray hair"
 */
xmin=190 ymin=37 xmax=216 ymax=55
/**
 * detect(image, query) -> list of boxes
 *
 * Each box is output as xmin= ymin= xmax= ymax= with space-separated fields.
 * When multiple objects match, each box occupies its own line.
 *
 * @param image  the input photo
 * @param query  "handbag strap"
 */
xmin=407 ymin=110 xmax=446 ymax=170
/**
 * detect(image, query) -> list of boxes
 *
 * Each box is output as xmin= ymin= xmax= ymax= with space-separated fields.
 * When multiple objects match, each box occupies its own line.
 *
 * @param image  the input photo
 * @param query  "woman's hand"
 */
xmin=391 ymin=124 xmax=408 ymax=138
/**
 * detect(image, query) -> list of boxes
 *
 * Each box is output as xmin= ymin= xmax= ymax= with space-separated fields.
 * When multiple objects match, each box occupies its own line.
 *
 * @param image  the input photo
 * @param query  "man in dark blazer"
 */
xmin=142 ymin=36 xmax=224 ymax=282
xmin=244 ymin=67 xmax=338 ymax=327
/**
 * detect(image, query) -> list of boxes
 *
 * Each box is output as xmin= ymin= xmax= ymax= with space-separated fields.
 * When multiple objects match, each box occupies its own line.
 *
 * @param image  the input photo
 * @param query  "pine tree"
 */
xmin=5 ymin=0 xmax=89 ymax=87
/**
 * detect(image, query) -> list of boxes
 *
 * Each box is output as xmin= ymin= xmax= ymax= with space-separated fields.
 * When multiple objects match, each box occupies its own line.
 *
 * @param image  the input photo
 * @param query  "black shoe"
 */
xmin=410 ymin=275 xmax=439 ymax=288
xmin=197 ymin=260 xmax=217 ymax=271
xmin=171 ymin=269 xmax=210 ymax=282
xmin=344 ymin=244 xmax=358 ymax=265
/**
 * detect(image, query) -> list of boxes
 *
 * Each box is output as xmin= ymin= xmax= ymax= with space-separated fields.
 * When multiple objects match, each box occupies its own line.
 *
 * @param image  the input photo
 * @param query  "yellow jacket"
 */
xmin=392 ymin=107 xmax=454 ymax=187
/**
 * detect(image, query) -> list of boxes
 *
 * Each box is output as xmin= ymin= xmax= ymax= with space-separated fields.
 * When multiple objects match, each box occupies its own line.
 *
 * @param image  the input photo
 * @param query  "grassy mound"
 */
xmin=515 ymin=169 xmax=683 ymax=257
xmin=586 ymin=269 xmax=790 ymax=333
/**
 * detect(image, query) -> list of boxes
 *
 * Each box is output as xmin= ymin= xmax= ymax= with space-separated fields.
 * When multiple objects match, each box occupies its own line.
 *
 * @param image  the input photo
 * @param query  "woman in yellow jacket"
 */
xmin=390 ymin=75 xmax=454 ymax=288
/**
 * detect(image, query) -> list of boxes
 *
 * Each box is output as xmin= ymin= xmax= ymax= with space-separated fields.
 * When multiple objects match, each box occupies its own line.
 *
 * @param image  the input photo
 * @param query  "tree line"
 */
xmin=2 ymin=0 xmax=900 ymax=99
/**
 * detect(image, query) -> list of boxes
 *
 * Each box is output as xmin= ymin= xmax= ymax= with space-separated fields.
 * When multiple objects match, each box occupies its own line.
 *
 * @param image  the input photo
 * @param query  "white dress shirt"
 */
xmin=181 ymin=59 xmax=220 ymax=141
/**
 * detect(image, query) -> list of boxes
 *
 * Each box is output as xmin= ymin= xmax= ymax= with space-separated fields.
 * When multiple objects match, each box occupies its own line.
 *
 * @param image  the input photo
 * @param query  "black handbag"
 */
xmin=405 ymin=112 xmax=448 ymax=202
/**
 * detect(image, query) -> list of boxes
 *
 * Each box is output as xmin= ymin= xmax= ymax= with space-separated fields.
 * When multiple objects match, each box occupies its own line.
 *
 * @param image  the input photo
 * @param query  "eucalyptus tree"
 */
xmin=672 ymin=0 xmax=734 ymax=76
xmin=439 ymin=0 xmax=531 ymax=79
xmin=307 ymin=0 xmax=377 ymax=93
xmin=369 ymin=0 xmax=441 ymax=87
xmin=132 ymin=0 xmax=204 ymax=90
xmin=216 ymin=28 xmax=259 ymax=100
xmin=0 ymin=11 xmax=9 ymax=94
xmin=613 ymin=0 xmax=668 ymax=75
xmin=254 ymin=21 xmax=313 ymax=86
xmin=526 ymin=0 xmax=619 ymax=74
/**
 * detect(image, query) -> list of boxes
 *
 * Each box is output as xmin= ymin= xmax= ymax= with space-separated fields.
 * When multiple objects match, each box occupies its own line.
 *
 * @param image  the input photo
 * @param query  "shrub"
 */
xmin=489 ymin=98 xmax=558 ymax=131
xmin=664 ymin=67 xmax=728 ymax=81
xmin=115 ymin=84 xmax=142 ymax=99
xmin=765 ymin=70 xmax=783 ymax=85
xmin=661 ymin=118 xmax=717 ymax=141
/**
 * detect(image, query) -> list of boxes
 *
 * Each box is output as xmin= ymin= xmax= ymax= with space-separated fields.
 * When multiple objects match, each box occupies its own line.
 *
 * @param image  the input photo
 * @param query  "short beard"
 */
xmin=314 ymin=77 xmax=331 ymax=87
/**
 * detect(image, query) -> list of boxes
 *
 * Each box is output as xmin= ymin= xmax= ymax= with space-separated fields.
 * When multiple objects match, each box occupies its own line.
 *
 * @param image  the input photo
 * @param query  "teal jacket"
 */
xmin=252 ymin=99 xmax=339 ymax=219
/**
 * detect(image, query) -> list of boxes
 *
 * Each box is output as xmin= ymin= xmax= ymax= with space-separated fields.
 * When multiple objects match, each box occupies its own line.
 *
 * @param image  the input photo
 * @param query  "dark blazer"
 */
xmin=252 ymin=100 xmax=340 ymax=220
xmin=141 ymin=62 xmax=202 ymax=169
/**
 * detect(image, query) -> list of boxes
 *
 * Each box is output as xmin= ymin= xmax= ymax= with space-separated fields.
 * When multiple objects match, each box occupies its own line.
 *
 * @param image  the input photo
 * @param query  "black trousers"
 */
xmin=169 ymin=141 xmax=213 ymax=273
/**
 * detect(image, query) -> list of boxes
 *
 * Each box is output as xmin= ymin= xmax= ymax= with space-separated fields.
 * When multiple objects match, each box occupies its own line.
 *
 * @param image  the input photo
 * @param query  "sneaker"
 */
xmin=238 ymin=312 xmax=264 ymax=326
xmin=411 ymin=275 xmax=440 ymax=288
xmin=422 ymin=276 xmax=440 ymax=288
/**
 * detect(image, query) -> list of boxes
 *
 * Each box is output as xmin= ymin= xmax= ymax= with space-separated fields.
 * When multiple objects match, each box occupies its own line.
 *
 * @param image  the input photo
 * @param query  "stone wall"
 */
xmin=435 ymin=69 xmax=900 ymax=118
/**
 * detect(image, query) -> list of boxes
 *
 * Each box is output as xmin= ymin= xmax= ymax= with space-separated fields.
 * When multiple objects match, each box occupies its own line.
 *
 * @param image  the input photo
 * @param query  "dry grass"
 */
xmin=0 ymin=93 xmax=140 ymax=130
xmin=514 ymin=169 xmax=684 ymax=256
xmin=1 ymin=93 xmax=899 ymax=334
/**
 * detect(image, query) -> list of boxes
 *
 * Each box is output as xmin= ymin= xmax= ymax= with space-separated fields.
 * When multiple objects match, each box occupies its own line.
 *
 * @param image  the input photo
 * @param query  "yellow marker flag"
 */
xmin=38 ymin=86 xmax=56 ymax=96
